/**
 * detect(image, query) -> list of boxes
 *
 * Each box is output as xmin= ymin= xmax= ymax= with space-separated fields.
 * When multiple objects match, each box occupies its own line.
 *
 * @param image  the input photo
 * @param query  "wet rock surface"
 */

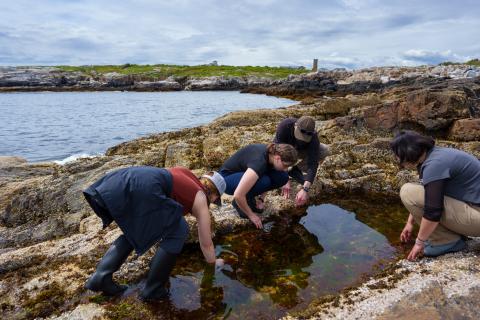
xmin=284 ymin=238 xmax=480 ymax=320
xmin=0 ymin=68 xmax=479 ymax=319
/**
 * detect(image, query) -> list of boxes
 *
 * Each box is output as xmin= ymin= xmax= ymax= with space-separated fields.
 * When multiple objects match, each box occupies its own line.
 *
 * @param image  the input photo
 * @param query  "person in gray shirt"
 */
xmin=390 ymin=131 xmax=480 ymax=261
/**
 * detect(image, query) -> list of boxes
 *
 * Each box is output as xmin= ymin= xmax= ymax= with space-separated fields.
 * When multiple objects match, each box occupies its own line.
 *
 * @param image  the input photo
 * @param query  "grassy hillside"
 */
xmin=56 ymin=64 xmax=307 ymax=79
xmin=440 ymin=59 xmax=480 ymax=67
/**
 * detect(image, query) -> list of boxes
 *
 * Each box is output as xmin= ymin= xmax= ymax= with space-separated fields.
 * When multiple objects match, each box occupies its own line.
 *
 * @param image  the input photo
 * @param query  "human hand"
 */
xmin=407 ymin=243 xmax=424 ymax=261
xmin=281 ymin=181 xmax=291 ymax=199
xmin=249 ymin=213 xmax=263 ymax=229
xmin=400 ymin=222 xmax=414 ymax=243
xmin=215 ymin=258 xmax=225 ymax=271
xmin=295 ymin=189 xmax=308 ymax=207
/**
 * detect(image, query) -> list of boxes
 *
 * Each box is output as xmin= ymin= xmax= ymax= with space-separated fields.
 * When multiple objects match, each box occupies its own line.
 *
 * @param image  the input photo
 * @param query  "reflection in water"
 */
xmin=125 ymin=200 xmax=407 ymax=319
xmin=218 ymin=215 xmax=323 ymax=309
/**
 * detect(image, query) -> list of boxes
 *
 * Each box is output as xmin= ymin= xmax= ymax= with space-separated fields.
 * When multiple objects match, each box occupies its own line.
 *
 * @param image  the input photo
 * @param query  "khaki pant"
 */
xmin=400 ymin=183 xmax=480 ymax=245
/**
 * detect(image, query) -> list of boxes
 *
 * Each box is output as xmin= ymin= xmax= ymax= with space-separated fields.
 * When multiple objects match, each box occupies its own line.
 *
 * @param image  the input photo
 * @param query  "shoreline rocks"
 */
xmin=1 ymin=65 xmax=479 ymax=94
xmin=0 ymin=67 xmax=479 ymax=319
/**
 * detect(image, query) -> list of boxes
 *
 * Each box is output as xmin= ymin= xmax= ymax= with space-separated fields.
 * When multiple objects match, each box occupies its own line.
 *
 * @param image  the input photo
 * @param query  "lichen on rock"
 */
xmin=1 ymin=67 xmax=479 ymax=319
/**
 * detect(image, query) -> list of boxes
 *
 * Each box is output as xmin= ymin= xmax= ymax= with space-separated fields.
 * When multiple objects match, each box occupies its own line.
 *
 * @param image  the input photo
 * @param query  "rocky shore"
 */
xmin=0 ymin=66 xmax=479 ymax=319
xmin=1 ymin=64 xmax=480 ymax=94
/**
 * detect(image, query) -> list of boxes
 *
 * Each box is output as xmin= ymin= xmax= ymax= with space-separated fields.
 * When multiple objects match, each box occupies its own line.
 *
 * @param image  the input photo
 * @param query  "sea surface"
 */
xmin=0 ymin=91 xmax=296 ymax=162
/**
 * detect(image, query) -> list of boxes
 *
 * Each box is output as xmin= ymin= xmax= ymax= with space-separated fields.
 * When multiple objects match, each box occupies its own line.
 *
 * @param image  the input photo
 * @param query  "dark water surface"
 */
xmin=0 ymin=91 xmax=295 ymax=162
xmin=107 ymin=199 xmax=408 ymax=319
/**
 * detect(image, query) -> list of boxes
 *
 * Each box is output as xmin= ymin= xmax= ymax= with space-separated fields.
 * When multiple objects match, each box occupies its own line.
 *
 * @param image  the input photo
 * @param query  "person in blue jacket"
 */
xmin=83 ymin=166 xmax=226 ymax=300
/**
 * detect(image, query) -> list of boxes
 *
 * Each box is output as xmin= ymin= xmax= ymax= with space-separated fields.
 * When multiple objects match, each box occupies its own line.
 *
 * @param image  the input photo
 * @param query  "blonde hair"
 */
xmin=266 ymin=143 xmax=298 ymax=166
xmin=199 ymin=172 xmax=220 ymax=199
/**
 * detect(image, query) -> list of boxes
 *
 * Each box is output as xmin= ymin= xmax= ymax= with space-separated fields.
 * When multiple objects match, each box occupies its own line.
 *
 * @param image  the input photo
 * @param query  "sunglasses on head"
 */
xmin=300 ymin=128 xmax=314 ymax=136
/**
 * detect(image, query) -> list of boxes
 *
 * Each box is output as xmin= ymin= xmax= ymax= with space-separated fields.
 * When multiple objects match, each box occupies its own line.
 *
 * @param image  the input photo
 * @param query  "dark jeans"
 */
xmin=220 ymin=169 xmax=289 ymax=197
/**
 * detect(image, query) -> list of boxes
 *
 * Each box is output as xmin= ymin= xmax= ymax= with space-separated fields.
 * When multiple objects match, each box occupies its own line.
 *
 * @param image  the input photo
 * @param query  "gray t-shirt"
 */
xmin=420 ymin=146 xmax=480 ymax=205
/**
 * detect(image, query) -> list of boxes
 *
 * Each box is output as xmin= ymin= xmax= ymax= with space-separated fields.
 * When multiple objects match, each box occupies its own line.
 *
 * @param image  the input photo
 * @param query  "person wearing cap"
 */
xmin=219 ymin=143 xmax=298 ymax=229
xmin=82 ymin=166 xmax=226 ymax=300
xmin=274 ymin=116 xmax=329 ymax=206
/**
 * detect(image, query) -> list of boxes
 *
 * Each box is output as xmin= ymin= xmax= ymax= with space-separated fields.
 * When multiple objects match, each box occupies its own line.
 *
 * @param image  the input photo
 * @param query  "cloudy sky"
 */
xmin=0 ymin=0 xmax=479 ymax=69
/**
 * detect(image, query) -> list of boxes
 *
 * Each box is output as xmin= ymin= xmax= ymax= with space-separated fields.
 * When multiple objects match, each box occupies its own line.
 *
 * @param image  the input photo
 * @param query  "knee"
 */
xmin=319 ymin=143 xmax=330 ymax=160
xmin=165 ymin=219 xmax=189 ymax=255
xmin=400 ymin=183 xmax=423 ymax=206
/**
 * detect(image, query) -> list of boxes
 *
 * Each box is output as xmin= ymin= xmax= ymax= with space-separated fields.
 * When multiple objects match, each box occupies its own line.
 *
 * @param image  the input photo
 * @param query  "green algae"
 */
xmin=3 ymin=197 xmax=409 ymax=320
xmin=157 ymin=198 xmax=408 ymax=319
xmin=105 ymin=299 xmax=154 ymax=320
xmin=89 ymin=294 xmax=110 ymax=304
xmin=22 ymin=282 xmax=69 ymax=319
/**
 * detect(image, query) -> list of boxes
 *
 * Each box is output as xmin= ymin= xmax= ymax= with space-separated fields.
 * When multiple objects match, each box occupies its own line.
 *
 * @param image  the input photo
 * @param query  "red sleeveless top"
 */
xmin=168 ymin=167 xmax=207 ymax=215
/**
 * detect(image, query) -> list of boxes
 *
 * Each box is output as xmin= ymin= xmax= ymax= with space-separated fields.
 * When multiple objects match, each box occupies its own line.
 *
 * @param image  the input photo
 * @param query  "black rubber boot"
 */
xmin=140 ymin=247 xmax=177 ymax=301
xmin=85 ymin=235 xmax=134 ymax=296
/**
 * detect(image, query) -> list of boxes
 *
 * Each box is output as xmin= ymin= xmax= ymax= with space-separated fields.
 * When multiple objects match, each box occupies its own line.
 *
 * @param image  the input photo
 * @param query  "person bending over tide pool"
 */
xmin=83 ymin=166 xmax=225 ymax=300
xmin=219 ymin=143 xmax=298 ymax=229
xmin=274 ymin=116 xmax=329 ymax=207
xmin=390 ymin=131 xmax=480 ymax=261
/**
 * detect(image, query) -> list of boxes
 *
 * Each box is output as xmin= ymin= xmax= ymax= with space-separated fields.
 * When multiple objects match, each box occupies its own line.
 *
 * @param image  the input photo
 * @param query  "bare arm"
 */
xmin=407 ymin=218 xmax=439 ymax=261
xmin=233 ymin=168 xmax=262 ymax=229
xmin=191 ymin=191 xmax=216 ymax=263
xmin=406 ymin=179 xmax=445 ymax=261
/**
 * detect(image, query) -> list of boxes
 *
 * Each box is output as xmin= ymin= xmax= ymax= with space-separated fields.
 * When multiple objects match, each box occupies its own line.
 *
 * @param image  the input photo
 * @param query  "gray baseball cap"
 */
xmin=294 ymin=116 xmax=316 ymax=142
xmin=202 ymin=171 xmax=226 ymax=206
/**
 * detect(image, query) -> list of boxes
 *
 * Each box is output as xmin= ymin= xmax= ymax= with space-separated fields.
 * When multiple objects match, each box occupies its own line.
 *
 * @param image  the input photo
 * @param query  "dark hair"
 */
xmin=267 ymin=143 xmax=298 ymax=166
xmin=390 ymin=131 xmax=435 ymax=164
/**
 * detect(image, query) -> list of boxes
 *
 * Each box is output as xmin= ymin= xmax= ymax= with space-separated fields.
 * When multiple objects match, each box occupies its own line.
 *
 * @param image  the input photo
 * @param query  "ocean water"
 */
xmin=0 ymin=91 xmax=296 ymax=162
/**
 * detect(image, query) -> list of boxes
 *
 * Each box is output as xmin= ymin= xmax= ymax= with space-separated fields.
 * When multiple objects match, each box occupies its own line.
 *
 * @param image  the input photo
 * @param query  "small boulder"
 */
xmin=448 ymin=118 xmax=480 ymax=141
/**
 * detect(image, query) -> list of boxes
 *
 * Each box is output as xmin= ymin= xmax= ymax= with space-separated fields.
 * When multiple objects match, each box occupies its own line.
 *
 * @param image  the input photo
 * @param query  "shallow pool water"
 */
xmin=129 ymin=198 xmax=409 ymax=319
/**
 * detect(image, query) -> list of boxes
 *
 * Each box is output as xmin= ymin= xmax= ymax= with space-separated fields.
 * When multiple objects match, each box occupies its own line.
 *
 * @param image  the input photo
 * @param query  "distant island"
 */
xmin=0 ymin=60 xmax=479 ymax=94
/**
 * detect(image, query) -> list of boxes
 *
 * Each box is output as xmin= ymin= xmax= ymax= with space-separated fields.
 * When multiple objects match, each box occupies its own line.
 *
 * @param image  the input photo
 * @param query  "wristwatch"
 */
xmin=303 ymin=186 xmax=310 ymax=192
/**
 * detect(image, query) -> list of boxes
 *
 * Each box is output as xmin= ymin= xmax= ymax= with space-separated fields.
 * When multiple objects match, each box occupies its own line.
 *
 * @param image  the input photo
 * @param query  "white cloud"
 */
xmin=402 ymin=49 xmax=469 ymax=65
xmin=0 ymin=0 xmax=479 ymax=69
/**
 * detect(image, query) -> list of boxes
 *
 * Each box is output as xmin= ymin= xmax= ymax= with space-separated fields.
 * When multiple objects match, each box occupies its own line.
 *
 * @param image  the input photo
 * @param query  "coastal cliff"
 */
xmin=0 ymin=66 xmax=479 ymax=319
